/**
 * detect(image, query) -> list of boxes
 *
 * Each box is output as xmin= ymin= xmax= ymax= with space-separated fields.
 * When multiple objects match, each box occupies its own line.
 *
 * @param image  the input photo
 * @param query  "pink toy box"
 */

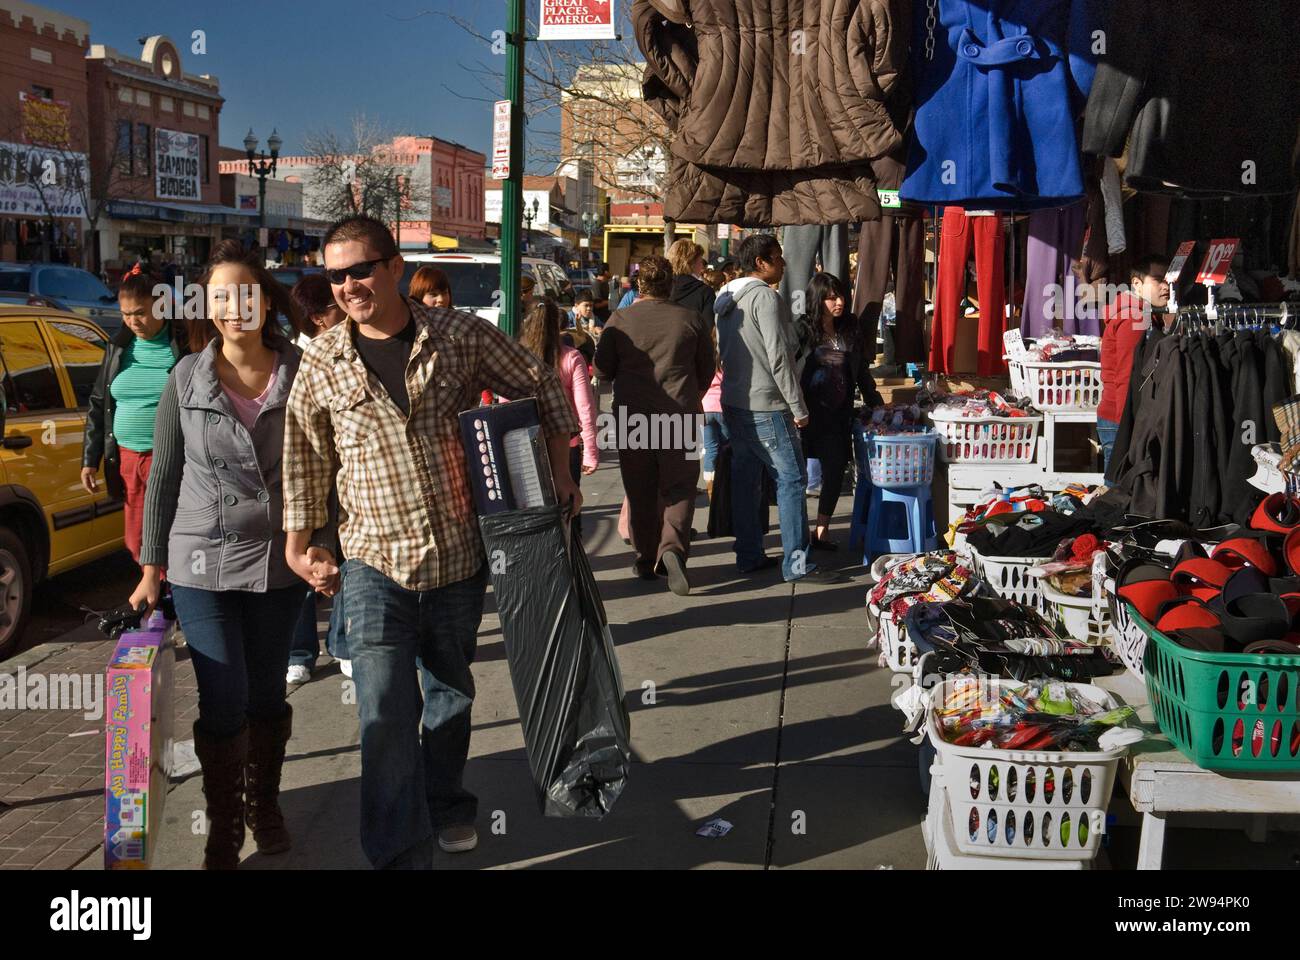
xmin=104 ymin=611 xmax=176 ymax=869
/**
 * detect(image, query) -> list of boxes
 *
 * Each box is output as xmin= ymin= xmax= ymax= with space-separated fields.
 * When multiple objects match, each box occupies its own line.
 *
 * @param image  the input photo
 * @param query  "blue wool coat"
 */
xmin=900 ymin=0 xmax=1107 ymax=210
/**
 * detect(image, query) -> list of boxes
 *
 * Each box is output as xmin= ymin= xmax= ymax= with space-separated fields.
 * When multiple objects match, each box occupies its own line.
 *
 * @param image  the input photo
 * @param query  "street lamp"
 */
xmin=244 ymin=127 xmax=282 ymax=235
xmin=522 ymin=197 xmax=540 ymax=253
xmin=580 ymin=210 xmax=601 ymax=266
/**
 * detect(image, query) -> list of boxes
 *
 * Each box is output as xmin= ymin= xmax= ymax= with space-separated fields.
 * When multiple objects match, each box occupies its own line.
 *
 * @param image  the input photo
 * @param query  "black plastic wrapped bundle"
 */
xmin=478 ymin=505 xmax=631 ymax=817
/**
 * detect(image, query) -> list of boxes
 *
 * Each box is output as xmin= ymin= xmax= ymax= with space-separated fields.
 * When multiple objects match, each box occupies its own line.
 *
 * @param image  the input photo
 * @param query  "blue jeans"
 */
xmin=723 ymin=406 xmax=815 ymax=581
xmin=288 ymin=592 xmax=349 ymax=668
xmin=700 ymin=411 xmax=729 ymax=475
xmin=1097 ymin=417 xmax=1119 ymax=478
xmin=171 ymin=583 xmax=309 ymax=737
xmin=341 ymin=559 xmax=487 ymax=869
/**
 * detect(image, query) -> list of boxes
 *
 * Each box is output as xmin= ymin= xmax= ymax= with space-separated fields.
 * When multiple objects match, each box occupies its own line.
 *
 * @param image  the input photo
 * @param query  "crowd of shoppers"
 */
xmin=110 ymin=212 xmax=889 ymax=871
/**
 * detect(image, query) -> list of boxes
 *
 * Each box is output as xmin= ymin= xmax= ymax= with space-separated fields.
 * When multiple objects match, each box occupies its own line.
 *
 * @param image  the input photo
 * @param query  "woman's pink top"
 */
xmin=703 ymin=369 xmax=723 ymax=413
xmin=559 ymin=345 xmax=599 ymax=469
xmin=222 ymin=357 xmax=278 ymax=431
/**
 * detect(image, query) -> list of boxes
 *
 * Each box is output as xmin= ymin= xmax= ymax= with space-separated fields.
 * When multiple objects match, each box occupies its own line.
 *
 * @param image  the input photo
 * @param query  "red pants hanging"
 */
xmin=930 ymin=208 xmax=1007 ymax=376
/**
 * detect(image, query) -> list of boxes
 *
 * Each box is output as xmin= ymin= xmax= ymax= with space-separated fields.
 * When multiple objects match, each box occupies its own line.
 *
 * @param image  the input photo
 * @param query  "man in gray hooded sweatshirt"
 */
xmin=715 ymin=233 xmax=847 ymax=585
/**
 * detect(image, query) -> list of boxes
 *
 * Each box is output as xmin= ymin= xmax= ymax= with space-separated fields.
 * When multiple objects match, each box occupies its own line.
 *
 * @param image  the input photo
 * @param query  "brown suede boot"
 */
xmin=192 ymin=723 xmax=247 ymax=870
xmin=245 ymin=706 xmax=293 ymax=855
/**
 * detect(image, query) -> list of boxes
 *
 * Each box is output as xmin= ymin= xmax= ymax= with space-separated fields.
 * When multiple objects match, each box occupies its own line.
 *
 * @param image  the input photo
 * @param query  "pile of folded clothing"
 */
xmin=929 ymin=389 xmax=1037 ymax=419
xmin=933 ymin=680 xmax=1135 ymax=751
xmin=862 ymin=403 xmax=926 ymax=434
xmin=1112 ymin=494 xmax=1300 ymax=655
xmin=905 ymin=595 xmax=1115 ymax=682
xmin=867 ymin=552 xmax=979 ymax=628
xmin=1030 ymin=534 xmax=1109 ymax=598
xmin=1018 ymin=334 xmax=1101 ymax=363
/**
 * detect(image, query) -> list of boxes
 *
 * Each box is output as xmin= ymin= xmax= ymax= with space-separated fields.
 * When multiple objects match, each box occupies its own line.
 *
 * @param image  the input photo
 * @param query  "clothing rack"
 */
xmin=1173 ymin=302 xmax=1295 ymax=333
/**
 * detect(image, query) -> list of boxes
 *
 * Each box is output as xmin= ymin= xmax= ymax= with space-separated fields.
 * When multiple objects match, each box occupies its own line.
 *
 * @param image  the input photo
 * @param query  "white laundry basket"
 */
xmin=1003 ymin=330 xmax=1103 ymax=413
xmin=927 ymin=678 xmax=1125 ymax=861
xmin=1040 ymin=581 xmax=1110 ymax=644
xmin=928 ymin=409 xmax=1042 ymax=464
xmin=925 ymin=783 xmax=1087 ymax=871
xmin=970 ymin=550 xmax=1048 ymax=616
xmin=878 ymin=609 xmax=920 ymax=673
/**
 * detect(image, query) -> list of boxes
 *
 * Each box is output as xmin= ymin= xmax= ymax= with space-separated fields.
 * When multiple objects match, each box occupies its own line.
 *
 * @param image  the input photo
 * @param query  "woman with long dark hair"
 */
xmin=519 ymin=299 xmax=599 ymax=534
xmin=128 ymin=240 xmax=330 ymax=869
xmin=799 ymin=272 xmax=882 ymax=550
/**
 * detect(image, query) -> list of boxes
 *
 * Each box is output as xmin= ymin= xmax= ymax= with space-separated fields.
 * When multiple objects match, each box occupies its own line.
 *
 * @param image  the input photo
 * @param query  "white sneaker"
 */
xmin=338 ymin=659 xmax=353 ymax=678
xmin=286 ymin=664 xmax=312 ymax=685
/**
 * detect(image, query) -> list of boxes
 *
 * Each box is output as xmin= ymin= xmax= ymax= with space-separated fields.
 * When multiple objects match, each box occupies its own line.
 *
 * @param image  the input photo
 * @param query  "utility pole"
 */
xmin=394 ymin=170 xmax=401 ymax=254
xmin=499 ymin=0 xmax=525 ymax=338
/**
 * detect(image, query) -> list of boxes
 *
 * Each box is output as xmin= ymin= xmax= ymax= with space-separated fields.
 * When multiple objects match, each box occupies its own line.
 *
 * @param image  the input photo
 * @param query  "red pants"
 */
xmin=119 ymin=447 xmax=153 ymax=564
xmin=930 ymin=207 xmax=1007 ymax=376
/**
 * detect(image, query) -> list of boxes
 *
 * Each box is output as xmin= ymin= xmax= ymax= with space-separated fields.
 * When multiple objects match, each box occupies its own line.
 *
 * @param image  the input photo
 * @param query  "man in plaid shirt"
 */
xmin=282 ymin=216 xmax=580 ymax=868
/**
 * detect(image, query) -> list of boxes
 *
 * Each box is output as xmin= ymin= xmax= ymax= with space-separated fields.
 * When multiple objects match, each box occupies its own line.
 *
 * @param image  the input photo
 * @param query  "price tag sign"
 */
xmin=491 ymin=100 xmax=511 ymax=180
xmin=1195 ymin=238 xmax=1240 ymax=285
xmin=1164 ymin=241 xmax=1196 ymax=286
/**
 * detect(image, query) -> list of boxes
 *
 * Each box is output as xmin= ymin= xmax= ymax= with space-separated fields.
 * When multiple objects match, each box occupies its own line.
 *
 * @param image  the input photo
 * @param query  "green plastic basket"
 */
xmin=1134 ymin=611 xmax=1300 ymax=771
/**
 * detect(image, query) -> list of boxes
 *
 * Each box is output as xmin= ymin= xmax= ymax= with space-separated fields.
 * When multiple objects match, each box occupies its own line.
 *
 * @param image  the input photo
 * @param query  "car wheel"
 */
xmin=0 ymin=528 xmax=33 ymax=661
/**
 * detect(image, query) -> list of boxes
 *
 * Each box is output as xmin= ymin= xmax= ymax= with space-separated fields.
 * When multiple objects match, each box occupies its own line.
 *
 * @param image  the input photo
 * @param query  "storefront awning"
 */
xmin=106 ymin=198 xmax=255 ymax=226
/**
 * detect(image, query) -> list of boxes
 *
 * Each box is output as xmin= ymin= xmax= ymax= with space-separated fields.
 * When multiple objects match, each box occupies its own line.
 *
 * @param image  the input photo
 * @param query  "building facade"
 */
xmin=221 ymin=135 xmax=487 ymax=251
xmin=560 ymin=63 xmax=668 ymax=225
xmin=86 ymin=35 xmax=239 ymax=277
xmin=0 ymin=1 xmax=90 ymax=264
xmin=218 ymin=172 xmax=330 ymax=265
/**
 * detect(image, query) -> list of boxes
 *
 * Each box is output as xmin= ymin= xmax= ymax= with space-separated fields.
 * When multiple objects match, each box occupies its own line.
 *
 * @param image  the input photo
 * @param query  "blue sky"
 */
xmin=52 ymin=0 xmax=549 ymax=165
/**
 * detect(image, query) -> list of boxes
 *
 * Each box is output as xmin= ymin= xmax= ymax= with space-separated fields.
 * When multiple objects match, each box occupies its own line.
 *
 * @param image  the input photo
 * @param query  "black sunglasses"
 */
xmin=325 ymin=257 xmax=391 ymax=285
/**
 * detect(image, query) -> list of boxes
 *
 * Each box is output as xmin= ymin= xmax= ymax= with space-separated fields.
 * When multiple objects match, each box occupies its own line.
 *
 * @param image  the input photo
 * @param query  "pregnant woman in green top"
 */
xmin=81 ymin=263 xmax=187 ymax=564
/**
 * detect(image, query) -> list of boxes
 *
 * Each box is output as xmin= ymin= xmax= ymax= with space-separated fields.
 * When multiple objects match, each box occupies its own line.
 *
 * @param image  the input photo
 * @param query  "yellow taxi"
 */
xmin=0 ymin=305 xmax=124 ymax=657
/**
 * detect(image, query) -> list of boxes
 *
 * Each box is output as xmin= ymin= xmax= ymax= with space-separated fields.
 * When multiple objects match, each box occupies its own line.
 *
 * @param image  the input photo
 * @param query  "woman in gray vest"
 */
xmin=128 ymin=240 xmax=332 ymax=870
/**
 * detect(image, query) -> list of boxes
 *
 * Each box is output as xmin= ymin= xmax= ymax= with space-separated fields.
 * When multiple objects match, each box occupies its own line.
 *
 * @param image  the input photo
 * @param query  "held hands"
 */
xmin=128 ymin=566 xmax=163 ymax=619
xmin=289 ymin=546 xmax=340 ymax=597
xmin=80 ymin=467 xmax=98 ymax=494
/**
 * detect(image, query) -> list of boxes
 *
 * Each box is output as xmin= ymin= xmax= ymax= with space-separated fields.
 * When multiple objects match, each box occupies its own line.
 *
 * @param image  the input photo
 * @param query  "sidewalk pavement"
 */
xmin=5 ymin=435 xmax=1299 ymax=869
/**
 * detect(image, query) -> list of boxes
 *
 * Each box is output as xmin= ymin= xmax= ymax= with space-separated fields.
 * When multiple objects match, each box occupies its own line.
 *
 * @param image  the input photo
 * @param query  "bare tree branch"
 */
xmin=431 ymin=7 xmax=673 ymax=206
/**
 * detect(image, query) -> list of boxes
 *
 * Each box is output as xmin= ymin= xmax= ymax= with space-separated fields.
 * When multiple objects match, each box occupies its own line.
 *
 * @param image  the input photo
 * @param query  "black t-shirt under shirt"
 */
xmin=353 ymin=311 xmax=417 ymax=418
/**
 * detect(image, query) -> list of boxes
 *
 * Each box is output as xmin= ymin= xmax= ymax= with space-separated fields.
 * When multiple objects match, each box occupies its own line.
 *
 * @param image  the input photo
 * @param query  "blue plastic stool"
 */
xmin=865 ymin=483 xmax=937 ymax=558
xmin=848 ymin=473 xmax=872 ymax=562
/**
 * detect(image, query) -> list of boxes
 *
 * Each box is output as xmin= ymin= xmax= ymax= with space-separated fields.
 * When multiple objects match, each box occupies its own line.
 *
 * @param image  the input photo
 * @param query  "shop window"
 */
xmin=116 ymin=120 xmax=133 ymax=175
xmin=135 ymin=90 xmax=150 ymax=107
xmin=46 ymin=321 xmax=106 ymax=408
xmin=0 ymin=321 xmax=65 ymax=414
xmin=160 ymin=96 xmax=174 ymax=112
xmin=134 ymin=124 xmax=151 ymax=177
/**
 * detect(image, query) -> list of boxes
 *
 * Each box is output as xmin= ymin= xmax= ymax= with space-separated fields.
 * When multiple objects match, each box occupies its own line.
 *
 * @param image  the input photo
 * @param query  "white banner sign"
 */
xmin=0 ymin=140 xmax=87 ymax=218
xmin=538 ymin=0 xmax=616 ymax=40
xmin=155 ymin=128 xmax=202 ymax=201
xmin=491 ymin=100 xmax=511 ymax=180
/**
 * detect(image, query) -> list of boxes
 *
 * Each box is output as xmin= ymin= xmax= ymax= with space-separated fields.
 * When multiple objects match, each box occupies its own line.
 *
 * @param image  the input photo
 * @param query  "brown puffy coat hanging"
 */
xmin=634 ymin=0 xmax=910 ymax=227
